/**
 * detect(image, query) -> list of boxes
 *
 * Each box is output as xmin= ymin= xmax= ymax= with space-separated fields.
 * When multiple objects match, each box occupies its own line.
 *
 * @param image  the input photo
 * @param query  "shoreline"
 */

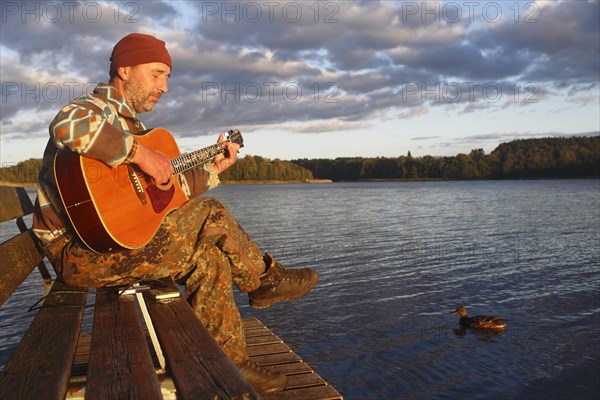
xmin=2 ymin=177 xmax=597 ymax=188
xmin=0 ymin=181 xmax=37 ymax=188
xmin=0 ymin=179 xmax=333 ymax=188
xmin=221 ymin=179 xmax=332 ymax=184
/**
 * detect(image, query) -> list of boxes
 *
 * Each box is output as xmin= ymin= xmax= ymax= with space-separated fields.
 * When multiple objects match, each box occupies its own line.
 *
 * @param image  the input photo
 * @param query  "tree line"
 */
xmin=293 ymin=136 xmax=600 ymax=181
xmin=0 ymin=155 xmax=314 ymax=184
xmin=1 ymin=136 xmax=598 ymax=184
xmin=0 ymin=158 xmax=42 ymax=184
xmin=219 ymin=155 xmax=314 ymax=182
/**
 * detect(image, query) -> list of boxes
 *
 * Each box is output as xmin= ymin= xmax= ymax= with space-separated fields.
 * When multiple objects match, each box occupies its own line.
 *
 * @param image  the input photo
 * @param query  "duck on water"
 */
xmin=450 ymin=306 xmax=507 ymax=331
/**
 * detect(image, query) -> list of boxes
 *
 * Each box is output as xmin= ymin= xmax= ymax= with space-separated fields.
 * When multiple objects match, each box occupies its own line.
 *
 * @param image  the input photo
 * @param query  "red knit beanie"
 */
xmin=110 ymin=33 xmax=172 ymax=77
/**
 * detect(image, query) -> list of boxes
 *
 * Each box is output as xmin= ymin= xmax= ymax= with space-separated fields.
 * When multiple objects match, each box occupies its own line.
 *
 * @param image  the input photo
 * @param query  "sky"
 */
xmin=1 ymin=0 xmax=599 ymax=165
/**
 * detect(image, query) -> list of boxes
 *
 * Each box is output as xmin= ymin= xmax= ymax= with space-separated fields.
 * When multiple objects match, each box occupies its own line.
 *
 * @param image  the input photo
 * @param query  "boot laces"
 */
xmin=279 ymin=263 xmax=305 ymax=282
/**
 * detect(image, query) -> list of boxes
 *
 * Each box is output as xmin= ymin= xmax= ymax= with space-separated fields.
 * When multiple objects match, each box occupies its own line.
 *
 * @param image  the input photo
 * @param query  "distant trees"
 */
xmin=491 ymin=136 xmax=600 ymax=178
xmin=217 ymin=155 xmax=314 ymax=182
xmin=0 ymin=158 xmax=42 ymax=183
xmin=294 ymin=136 xmax=600 ymax=181
xmin=0 ymin=155 xmax=315 ymax=184
xmin=1 ymin=137 xmax=598 ymax=184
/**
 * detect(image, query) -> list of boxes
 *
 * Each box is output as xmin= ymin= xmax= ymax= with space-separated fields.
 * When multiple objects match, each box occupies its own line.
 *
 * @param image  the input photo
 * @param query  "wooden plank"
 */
xmin=0 ymin=186 xmax=33 ymax=223
xmin=260 ymin=362 xmax=314 ymax=376
xmin=142 ymin=281 xmax=259 ymax=400
xmin=263 ymin=384 xmax=344 ymax=400
xmin=246 ymin=342 xmax=292 ymax=357
xmin=283 ymin=373 xmax=330 ymax=390
xmin=68 ymin=315 xmax=343 ymax=399
xmin=0 ymin=281 xmax=87 ymax=400
xmin=249 ymin=351 xmax=302 ymax=366
xmin=0 ymin=185 xmax=53 ymax=283
xmin=243 ymin=318 xmax=266 ymax=329
xmin=0 ymin=230 xmax=43 ymax=306
xmin=245 ymin=325 xmax=284 ymax=340
xmin=246 ymin=333 xmax=284 ymax=346
xmin=71 ymin=333 xmax=91 ymax=374
xmin=242 ymin=318 xmax=344 ymax=400
xmin=86 ymin=290 xmax=162 ymax=400
xmin=245 ymin=329 xmax=274 ymax=339
xmin=71 ymin=332 xmax=162 ymax=375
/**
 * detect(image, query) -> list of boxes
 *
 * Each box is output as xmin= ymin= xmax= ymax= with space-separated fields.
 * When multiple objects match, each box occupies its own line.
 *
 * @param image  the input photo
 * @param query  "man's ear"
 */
xmin=117 ymin=66 xmax=132 ymax=81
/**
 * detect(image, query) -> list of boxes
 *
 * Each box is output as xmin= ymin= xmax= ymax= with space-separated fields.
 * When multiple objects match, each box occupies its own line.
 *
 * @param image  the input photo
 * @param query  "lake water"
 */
xmin=1 ymin=180 xmax=599 ymax=399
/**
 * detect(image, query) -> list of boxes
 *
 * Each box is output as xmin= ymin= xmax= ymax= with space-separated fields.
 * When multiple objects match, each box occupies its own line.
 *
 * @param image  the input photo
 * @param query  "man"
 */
xmin=33 ymin=33 xmax=318 ymax=395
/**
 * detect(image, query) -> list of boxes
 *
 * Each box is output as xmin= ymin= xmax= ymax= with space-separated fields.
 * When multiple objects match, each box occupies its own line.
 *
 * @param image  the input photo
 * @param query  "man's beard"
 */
xmin=124 ymin=79 xmax=160 ymax=113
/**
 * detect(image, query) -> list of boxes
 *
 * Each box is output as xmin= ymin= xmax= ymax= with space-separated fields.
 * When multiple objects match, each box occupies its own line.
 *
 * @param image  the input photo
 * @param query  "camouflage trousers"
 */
xmin=44 ymin=196 xmax=266 ymax=364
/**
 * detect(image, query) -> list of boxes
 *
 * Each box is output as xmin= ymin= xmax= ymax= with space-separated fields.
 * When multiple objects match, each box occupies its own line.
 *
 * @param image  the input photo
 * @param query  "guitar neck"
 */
xmin=170 ymin=141 xmax=229 ymax=175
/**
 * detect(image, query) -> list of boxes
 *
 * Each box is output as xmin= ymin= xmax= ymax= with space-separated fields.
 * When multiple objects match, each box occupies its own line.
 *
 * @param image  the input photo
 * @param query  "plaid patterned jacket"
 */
xmin=33 ymin=83 xmax=218 ymax=245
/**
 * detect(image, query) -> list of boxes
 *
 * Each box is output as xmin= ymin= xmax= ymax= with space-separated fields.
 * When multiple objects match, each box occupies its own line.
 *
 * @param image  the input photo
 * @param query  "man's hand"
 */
xmin=213 ymin=133 xmax=240 ymax=174
xmin=131 ymin=143 xmax=174 ymax=184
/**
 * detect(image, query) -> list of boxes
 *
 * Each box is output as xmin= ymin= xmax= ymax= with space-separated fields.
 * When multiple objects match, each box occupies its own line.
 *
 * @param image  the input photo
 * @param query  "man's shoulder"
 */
xmin=66 ymin=83 xmax=115 ymax=105
xmin=60 ymin=84 xmax=118 ymax=116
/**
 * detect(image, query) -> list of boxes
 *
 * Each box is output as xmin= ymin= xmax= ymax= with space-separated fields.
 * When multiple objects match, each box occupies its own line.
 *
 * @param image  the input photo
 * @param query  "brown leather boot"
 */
xmin=237 ymin=359 xmax=287 ymax=395
xmin=248 ymin=253 xmax=318 ymax=309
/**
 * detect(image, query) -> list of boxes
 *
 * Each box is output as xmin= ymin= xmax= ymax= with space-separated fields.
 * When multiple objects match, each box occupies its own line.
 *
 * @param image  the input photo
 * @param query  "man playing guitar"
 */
xmin=33 ymin=33 xmax=318 ymax=395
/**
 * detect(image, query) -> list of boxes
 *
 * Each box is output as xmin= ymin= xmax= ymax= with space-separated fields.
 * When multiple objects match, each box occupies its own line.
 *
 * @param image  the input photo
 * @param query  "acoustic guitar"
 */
xmin=55 ymin=128 xmax=243 ymax=253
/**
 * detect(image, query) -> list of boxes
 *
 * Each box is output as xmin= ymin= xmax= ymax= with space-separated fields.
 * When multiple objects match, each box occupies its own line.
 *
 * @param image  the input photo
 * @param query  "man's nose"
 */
xmin=158 ymin=77 xmax=168 ymax=93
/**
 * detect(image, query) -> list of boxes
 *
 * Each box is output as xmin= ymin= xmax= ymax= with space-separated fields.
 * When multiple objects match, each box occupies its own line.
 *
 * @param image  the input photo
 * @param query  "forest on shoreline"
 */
xmin=1 ymin=136 xmax=598 ymax=185
xmin=294 ymin=136 xmax=600 ymax=181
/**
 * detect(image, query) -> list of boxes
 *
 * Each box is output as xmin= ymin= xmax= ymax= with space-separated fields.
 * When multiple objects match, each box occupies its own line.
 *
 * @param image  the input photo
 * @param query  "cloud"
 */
xmin=460 ymin=103 xmax=492 ymax=115
xmin=471 ymin=1 xmax=599 ymax=83
xmin=422 ymin=130 xmax=600 ymax=155
xmin=399 ymin=105 xmax=429 ymax=119
xmin=566 ymin=95 xmax=599 ymax=107
xmin=274 ymin=119 xmax=372 ymax=134
xmin=0 ymin=0 xmax=598 ymax=143
xmin=411 ymin=136 xmax=442 ymax=141
xmin=453 ymin=131 xmax=600 ymax=144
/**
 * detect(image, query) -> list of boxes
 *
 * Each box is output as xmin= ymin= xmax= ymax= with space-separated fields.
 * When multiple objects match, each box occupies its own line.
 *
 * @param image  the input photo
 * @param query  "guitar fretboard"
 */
xmin=170 ymin=141 xmax=229 ymax=175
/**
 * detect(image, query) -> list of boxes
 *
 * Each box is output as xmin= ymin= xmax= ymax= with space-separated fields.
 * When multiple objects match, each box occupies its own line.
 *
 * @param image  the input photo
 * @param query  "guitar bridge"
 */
xmin=127 ymin=165 xmax=147 ymax=205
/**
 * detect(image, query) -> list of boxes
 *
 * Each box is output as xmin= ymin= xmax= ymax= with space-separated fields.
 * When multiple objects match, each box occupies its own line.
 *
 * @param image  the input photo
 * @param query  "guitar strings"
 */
xmin=133 ymin=140 xmax=231 ymax=181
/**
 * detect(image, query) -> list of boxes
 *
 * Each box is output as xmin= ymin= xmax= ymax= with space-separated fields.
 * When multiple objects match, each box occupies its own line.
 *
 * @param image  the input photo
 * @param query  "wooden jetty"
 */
xmin=0 ymin=185 xmax=343 ymax=399
xmin=66 ymin=318 xmax=342 ymax=400
xmin=244 ymin=318 xmax=342 ymax=400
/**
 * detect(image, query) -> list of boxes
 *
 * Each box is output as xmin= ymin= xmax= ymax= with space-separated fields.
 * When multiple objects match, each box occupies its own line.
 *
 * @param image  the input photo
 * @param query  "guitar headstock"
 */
xmin=227 ymin=129 xmax=244 ymax=148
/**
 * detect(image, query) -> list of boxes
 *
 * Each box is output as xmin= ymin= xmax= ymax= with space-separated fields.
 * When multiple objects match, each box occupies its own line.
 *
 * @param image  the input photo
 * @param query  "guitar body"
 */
xmin=55 ymin=128 xmax=188 ymax=253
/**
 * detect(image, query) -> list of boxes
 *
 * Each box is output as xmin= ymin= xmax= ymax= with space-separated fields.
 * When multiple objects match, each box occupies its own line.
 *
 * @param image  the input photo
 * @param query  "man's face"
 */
xmin=123 ymin=62 xmax=170 ymax=113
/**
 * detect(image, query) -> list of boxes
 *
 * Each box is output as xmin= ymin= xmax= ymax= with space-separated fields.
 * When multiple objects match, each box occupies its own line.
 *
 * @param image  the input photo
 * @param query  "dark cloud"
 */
xmin=411 ymin=136 xmax=443 ymax=141
xmin=1 ymin=0 xmax=598 ymax=140
xmin=471 ymin=1 xmax=599 ymax=83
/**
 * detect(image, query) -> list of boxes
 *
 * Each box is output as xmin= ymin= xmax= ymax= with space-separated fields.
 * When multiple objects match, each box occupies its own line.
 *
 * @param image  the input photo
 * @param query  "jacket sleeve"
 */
xmin=179 ymin=162 xmax=220 ymax=198
xmin=50 ymin=97 xmax=136 ymax=167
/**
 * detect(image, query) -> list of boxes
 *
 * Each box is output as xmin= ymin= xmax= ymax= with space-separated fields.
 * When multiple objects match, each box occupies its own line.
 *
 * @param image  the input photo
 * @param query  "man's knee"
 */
xmin=189 ymin=196 xmax=227 ymax=211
